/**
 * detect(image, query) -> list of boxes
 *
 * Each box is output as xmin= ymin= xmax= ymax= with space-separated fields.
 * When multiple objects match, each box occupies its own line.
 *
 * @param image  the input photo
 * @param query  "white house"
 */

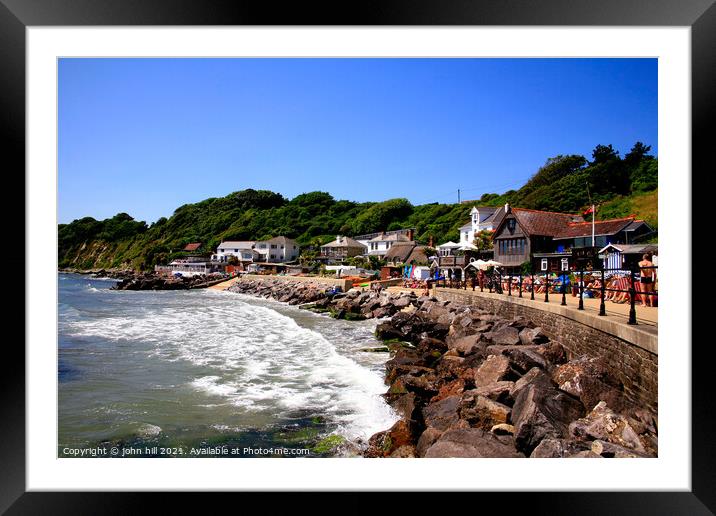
xmin=457 ymin=206 xmax=505 ymax=245
xmin=360 ymin=231 xmax=415 ymax=257
xmin=212 ymin=241 xmax=257 ymax=263
xmin=254 ymin=236 xmax=300 ymax=263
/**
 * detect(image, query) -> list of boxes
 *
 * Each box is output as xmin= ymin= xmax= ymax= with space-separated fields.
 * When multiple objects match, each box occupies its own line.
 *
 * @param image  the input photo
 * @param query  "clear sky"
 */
xmin=58 ymin=58 xmax=657 ymax=224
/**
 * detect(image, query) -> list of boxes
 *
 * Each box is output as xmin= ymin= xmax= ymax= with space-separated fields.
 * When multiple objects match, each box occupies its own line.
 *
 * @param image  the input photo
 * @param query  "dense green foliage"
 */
xmin=475 ymin=142 xmax=657 ymax=214
xmin=58 ymin=142 xmax=657 ymax=271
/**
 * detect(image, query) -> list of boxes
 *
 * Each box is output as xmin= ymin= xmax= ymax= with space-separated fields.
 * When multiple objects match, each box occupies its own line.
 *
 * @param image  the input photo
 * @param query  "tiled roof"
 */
xmin=369 ymin=233 xmax=412 ymax=242
xmin=259 ymin=236 xmax=298 ymax=246
xmin=321 ymin=236 xmax=366 ymax=249
xmin=218 ymin=241 xmax=255 ymax=249
xmin=183 ymin=243 xmax=202 ymax=251
xmin=460 ymin=206 xmax=505 ymax=229
xmin=509 ymin=208 xmax=582 ymax=237
xmin=553 ymin=218 xmax=639 ymax=240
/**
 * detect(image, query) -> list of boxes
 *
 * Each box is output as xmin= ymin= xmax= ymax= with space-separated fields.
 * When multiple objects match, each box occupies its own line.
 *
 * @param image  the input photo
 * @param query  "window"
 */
xmin=561 ymin=258 xmax=569 ymax=271
xmin=271 ymin=244 xmax=277 ymax=249
xmin=270 ymin=254 xmax=276 ymax=259
xmin=234 ymin=249 xmax=238 ymax=252
xmin=541 ymin=259 xmax=548 ymax=271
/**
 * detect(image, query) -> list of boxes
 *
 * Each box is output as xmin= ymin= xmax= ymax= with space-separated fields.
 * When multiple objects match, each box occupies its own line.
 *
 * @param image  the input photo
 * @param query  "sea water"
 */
xmin=58 ymin=273 xmax=398 ymax=457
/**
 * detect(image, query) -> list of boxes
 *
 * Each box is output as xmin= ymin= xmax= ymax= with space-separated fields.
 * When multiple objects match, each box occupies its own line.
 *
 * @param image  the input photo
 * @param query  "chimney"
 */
xmin=428 ymin=235 xmax=434 ymax=248
xmin=336 ymin=235 xmax=342 ymax=244
xmin=407 ymin=229 xmax=414 ymax=242
xmin=504 ymin=202 xmax=511 ymax=214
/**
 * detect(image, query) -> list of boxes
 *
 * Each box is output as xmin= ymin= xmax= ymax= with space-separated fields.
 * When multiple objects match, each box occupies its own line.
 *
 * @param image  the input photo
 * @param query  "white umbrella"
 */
xmin=485 ymin=260 xmax=503 ymax=267
xmin=458 ymin=243 xmax=478 ymax=251
xmin=467 ymin=259 xmax=489 ymax=270
xmin=438 ymin=241 xmax=461 ymax=248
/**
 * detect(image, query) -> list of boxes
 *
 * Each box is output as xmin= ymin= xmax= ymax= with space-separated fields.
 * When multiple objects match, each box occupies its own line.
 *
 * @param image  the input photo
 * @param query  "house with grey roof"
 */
xmin=361 ymin=230 xmax=415 ymax=257
xmin=212 ymin=241 xmax=258 ymax=263
xmin=320 ymin=235 xmax=367 ymax=261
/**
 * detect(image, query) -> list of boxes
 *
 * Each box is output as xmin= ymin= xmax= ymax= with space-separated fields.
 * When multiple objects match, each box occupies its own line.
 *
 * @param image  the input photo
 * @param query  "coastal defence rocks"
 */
xmin=110 ymin=272 xmax=221 ymax=291
xmin=227 ymin=278 xmax=422 ymax=320
xmin=364 ymin=297 xmax=658 ymax=458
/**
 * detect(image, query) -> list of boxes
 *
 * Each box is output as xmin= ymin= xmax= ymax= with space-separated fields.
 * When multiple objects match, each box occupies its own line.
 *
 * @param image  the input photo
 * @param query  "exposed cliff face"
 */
xmin=60 ymin=240 xmax=135 ymax=270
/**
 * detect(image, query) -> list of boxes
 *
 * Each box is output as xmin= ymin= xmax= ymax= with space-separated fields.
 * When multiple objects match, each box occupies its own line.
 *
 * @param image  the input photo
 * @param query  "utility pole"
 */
xmin=586 ymin=182 xmax=595 ymax=248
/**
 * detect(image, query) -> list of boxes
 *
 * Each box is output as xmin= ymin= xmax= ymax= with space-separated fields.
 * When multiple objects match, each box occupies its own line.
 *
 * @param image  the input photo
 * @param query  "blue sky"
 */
xmin=58 ymin=58 xmax=657 ymax=224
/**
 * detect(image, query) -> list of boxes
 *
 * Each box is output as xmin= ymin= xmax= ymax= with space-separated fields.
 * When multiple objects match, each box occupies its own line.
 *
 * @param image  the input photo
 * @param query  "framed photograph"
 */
xmin=3 ymin=0 xmax=710 ymax=512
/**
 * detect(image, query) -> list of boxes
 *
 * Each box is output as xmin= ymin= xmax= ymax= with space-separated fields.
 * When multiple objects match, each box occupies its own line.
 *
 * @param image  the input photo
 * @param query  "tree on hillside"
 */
xmin=624 ymin=142 xmax=653 ymax=165
xmin=591 ymin=144 xmax=619 ymax=165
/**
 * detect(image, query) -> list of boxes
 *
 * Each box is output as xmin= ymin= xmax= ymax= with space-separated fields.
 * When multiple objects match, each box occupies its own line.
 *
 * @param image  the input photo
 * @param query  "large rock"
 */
xmin=385 ymin=349 xmax=427 ymax=372
xmin=569 ymin=401 xmax=648 ymax=454
xmin=468 ymin=381 xmax=514 ymax=403
xmin=421 ymin=395 xmax=462 ymax=431
xmin=519 ymin=327 xmax=549 ymax=345
xmin=364 ymin=419 xmax=415 ymax=458
xmin=430 ymin=379 xmax=466 ymax=403
xmin=417 ymin=337 xmax=448 ymax=354
xmin=474 ymin=354 xmax=511 ymax=386
xmin=503 ymin=346 xmax=548 ymax=373
xmin=447 ymin=334 xmax=484 ymax=355
xmin=552 ymin=355 xmax=626 ymax=412
xmin=416 ymin=427 xmax=444 ymax=457
xmin=590 ymin=439 xmax=651 ymax=458
xmin=460 ymin=394 xmax=511 ymax=430
xmin=393 ymin=296 xmax=412 ymax=309
xmin=489 ymin=326 xmax=521 ymax=346
xmin=386 ymin=392 xmax=417 ymax=420
xmin=529 ymin=438 xmax=590 ymax=458
xmin=375 ymin=321 xmax=404 ymax=341
xmin=507 ymin=315 xmax=535 ymax=330
xmin=537 ymin=341 xmax=568 ymax=365
xmin=510 ymin=367 xmax=554 ymax=400
xmin=436 ymin=355 xmax=466 ymax=380
xmin=512 ymin=383 xmax=585 ymax=455
xmin=424 ymin=428 xmax=525 ymax=458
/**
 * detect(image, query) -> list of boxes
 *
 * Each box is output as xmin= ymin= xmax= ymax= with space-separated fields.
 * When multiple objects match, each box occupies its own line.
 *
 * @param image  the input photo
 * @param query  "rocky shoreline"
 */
xmin=60 ymin=268 xmax=227 ymax=290
xmin=224 ymin=277 xmax=658 ymax=459
xmin=365 ymin=297 xmax=658 ymax=458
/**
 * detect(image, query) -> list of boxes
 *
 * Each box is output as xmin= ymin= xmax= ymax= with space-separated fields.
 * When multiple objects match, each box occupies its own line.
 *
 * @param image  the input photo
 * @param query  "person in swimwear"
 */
xmin=638 ymin=253 xmax=656 ymax=307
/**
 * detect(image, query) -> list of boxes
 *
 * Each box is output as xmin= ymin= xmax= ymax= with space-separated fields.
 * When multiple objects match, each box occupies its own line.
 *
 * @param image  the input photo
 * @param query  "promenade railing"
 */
xmin=440 ymin=265 xmax=657 ymax=325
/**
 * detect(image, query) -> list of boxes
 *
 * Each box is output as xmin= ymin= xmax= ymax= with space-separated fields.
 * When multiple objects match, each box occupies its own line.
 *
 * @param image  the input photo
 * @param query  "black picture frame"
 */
xmin=2 ymin=0 xmax=709 ymax=513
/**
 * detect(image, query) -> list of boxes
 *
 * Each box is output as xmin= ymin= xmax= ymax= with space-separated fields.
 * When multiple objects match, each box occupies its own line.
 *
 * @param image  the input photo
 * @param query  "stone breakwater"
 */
xmin=364 ymin=297 xmax=658 ymax=458
xmin=111 ymin=272 xmax=224 ymax=290
xmin=227 ymin=278 xmax=418 ymax=320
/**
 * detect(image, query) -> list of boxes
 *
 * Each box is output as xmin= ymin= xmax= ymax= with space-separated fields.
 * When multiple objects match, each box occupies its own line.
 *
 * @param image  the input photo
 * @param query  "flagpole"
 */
xmin=591 ymin=204 xmax=595 ymax=247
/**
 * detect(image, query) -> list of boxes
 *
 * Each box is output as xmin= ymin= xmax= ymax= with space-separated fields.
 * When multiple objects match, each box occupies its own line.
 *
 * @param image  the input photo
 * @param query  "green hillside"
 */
xmin=59 ymin=142 xmax=658 ymax=271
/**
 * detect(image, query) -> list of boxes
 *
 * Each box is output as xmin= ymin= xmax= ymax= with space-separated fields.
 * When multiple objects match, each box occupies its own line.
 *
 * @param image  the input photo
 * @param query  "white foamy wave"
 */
xmin=61 ymin=289 xmax=399 ymax=441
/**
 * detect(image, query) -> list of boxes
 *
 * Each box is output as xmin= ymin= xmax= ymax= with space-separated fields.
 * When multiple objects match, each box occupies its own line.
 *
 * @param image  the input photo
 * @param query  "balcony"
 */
xmin=437 ymin=255 xmax=467 ymax=267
